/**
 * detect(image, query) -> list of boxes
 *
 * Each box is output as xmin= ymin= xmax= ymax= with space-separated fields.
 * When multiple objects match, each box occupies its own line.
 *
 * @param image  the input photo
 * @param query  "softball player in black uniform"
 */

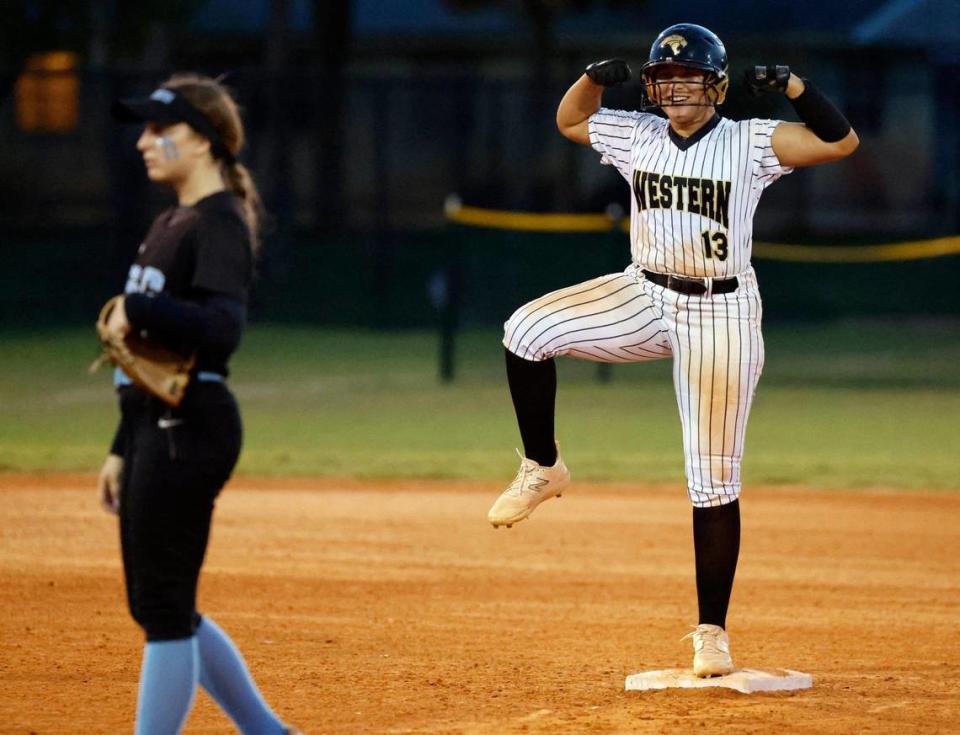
xmin=97 ymin=75 xmax=298 ymax=734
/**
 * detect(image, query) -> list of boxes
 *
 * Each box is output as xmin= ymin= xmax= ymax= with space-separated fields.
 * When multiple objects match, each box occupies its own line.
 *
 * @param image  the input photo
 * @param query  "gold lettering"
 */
xmin=674 ymin=176 xmax=688 ymax=209
xmin=716 ymin=181 xmax=731 ymax=228
xmin=701 ymin=179 xmax=715 ymax=222
xmin=648 ymin=173 xmax=661 ymax=208
xmin=687 ymin=179 xmax=701 ymax=215
xmin=634 ymin=170 xmax=647 ymax=209
xmin=659 ymin=175 xmax=673 ymax=208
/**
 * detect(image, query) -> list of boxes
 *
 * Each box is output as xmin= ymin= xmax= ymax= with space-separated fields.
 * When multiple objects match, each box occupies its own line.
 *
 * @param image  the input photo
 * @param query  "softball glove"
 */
xmin=90 ymin=295 xmax=195 ymax=407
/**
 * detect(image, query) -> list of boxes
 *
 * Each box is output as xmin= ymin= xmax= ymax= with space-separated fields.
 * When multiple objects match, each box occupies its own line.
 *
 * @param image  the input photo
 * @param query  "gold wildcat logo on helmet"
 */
xmin=660 ymin=34 xmax=688 ymax=55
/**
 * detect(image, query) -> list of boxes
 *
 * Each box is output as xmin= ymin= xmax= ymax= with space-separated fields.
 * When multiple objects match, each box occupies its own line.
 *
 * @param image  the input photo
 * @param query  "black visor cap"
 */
xmin=111 ymin=88 xmax=234 ymax=163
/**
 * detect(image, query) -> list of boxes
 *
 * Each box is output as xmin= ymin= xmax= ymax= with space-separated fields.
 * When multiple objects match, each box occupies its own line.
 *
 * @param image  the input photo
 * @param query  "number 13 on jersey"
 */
xmin=701 ymin=230 xmax=728 ymax=261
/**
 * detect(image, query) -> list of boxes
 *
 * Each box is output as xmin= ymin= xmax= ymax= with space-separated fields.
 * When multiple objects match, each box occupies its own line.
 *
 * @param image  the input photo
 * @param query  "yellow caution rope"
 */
xmin=443 ymin=198 xmax=960 ymax=263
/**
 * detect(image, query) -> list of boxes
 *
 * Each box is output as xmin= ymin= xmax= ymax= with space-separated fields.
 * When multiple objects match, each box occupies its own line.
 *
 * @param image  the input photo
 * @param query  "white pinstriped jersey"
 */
xmin=588 ymin=110 xmax=793 ymax=278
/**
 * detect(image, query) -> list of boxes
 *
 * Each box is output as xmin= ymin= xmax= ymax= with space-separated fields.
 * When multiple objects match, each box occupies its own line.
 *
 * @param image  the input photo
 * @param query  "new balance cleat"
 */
xmin=487 ymin=443 xmax=570 ymax=528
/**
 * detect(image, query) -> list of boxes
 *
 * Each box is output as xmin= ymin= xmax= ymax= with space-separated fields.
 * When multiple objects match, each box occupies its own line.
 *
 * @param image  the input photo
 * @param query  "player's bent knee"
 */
xmin=503 ymin=341 xmax=551 ymax=363
xmin=503 ymin=308 xmax=552 ymax=362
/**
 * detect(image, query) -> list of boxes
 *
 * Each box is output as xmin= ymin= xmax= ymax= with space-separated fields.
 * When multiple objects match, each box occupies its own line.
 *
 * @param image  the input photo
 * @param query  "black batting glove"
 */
xmin=585 ymin=59 xmax=632 ymax=87
xmin=744 ymin=65 xmax=791 ymax=96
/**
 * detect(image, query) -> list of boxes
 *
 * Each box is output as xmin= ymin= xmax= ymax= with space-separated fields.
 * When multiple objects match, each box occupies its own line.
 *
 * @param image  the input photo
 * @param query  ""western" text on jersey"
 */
xmin=632 ymin=170 xmax=731 ymax=228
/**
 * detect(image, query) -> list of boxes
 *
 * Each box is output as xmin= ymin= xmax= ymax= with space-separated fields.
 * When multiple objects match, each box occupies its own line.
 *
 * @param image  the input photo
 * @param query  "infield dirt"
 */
xmin=1 ymin=474 xmax=957 ymax=734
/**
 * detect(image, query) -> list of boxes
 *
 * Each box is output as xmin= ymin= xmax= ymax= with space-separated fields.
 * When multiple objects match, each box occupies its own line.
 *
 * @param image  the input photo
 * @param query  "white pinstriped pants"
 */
xmin=503 ymin=264 xmax=764 ymax=507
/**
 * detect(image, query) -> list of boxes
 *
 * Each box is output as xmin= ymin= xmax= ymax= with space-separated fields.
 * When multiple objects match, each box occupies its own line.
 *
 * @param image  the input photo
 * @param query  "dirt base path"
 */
xmin=1 ymin=474 xmax=958 ymax=734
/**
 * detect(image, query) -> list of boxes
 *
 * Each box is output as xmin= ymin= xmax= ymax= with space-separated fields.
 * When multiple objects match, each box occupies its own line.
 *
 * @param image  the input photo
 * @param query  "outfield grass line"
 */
xmin=1 ymin=470 xmax=957 ymax=497
xmin=2 ymin=324 xmax=959 ymax=489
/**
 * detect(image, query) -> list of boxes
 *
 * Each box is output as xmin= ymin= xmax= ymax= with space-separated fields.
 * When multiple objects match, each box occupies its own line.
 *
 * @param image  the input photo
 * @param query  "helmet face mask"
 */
xmin=640 ymin=23 xmax=729 ymax=112
xmin=643 ymin=66 xmax=729 ymax=109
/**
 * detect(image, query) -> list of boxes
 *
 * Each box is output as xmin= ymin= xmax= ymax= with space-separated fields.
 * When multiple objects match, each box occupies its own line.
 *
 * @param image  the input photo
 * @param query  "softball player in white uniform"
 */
xmin=487 ymin=23 xmax=859 ymax=676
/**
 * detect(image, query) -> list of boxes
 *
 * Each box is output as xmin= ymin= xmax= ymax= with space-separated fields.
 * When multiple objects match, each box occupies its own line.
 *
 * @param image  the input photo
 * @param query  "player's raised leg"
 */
xmin=489 ymin=269 xmax=671 ymax=528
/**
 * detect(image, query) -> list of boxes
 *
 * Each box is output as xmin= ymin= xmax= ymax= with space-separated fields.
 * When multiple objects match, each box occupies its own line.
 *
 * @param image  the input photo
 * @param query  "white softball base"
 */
xmin=625 ymin=668 xmax=813 ymax=694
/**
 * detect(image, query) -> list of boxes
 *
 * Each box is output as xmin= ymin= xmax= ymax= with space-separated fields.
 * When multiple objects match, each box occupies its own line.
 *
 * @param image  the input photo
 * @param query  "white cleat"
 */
xmin=684 ymin=624 xmax=735 ymax=678
xmin=487 ymin=443 xmax=570 ymax=528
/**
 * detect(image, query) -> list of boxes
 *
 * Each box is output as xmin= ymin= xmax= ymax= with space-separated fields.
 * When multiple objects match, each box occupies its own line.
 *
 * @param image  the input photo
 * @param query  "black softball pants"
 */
xmin=117 ymin=382 xmax=242 ymax=641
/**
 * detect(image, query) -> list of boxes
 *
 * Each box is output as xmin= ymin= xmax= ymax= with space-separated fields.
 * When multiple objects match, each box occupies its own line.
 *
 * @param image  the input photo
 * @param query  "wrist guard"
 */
xmin=789 ymin=78 xmax=852 ymax=143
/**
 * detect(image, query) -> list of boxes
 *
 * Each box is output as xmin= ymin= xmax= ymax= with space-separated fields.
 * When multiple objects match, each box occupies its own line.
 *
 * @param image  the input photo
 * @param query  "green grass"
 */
xmin=1 ymin=321 xmax=958 ymax=489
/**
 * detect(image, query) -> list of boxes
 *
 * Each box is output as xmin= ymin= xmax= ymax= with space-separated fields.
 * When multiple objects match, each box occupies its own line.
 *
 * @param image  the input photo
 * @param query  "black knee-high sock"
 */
xmin=693 ymin=500 xmax=741 ymax=629
xmin=505 ymin=348 xmax=557 ymax=467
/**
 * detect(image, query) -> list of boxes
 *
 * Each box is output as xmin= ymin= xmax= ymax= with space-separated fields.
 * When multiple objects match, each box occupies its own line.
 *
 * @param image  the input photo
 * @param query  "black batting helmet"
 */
xmin=640 ymin=23 xmax=729 ymax=108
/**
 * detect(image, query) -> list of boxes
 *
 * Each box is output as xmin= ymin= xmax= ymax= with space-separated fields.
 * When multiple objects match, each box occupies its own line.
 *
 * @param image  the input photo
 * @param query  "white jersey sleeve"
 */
xmin=750 ymin=119 xmax=794 ymax=189
xmin=587 ymin=108 xmax=646 ymax=181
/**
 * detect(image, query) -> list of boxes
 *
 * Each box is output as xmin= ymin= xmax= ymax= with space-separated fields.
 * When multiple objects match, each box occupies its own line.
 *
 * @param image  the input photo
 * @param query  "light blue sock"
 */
xmin=135 ymin=638 xmax=198 ymax=735
xmin=196 ymin=616 xmax=286 ymax=735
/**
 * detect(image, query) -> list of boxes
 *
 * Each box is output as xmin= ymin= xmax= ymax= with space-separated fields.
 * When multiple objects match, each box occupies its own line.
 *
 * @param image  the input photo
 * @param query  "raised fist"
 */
xmin=744 ymin=65 xmax=791 ymax=96
xmin=585 ymin=59 xmax=632 ymax=87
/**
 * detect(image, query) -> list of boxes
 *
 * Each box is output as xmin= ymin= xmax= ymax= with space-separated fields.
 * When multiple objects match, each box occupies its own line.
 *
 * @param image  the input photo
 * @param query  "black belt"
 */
xmin=641 ymin=269 xmax=738 ymax=296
